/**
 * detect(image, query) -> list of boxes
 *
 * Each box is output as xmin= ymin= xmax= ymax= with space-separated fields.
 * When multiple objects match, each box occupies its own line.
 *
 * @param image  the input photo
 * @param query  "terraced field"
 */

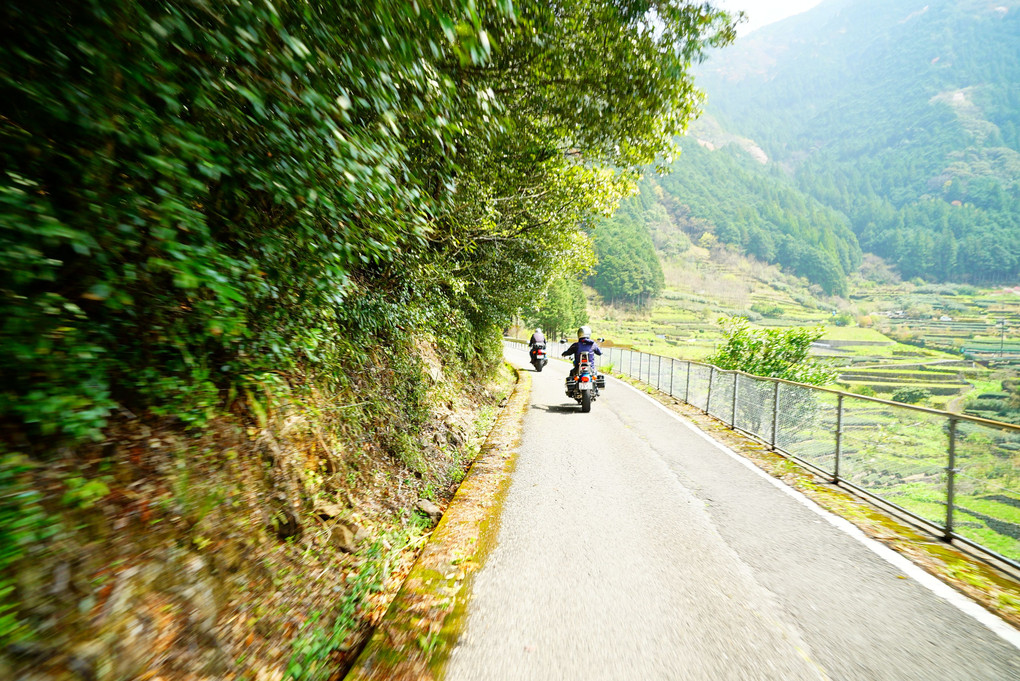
xmin=576 ymin=248 xmax=1017 ymax=416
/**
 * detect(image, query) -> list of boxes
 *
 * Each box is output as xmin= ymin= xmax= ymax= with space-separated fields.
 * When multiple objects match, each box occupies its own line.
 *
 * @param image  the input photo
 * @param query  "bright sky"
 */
xmin=716 ymin=0 xmax=824 ymax=34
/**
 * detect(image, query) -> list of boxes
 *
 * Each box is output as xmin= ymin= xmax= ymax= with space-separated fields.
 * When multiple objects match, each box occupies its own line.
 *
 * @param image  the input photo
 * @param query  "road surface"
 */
xmin=444 ymin=346 xmax=1020 ymax=680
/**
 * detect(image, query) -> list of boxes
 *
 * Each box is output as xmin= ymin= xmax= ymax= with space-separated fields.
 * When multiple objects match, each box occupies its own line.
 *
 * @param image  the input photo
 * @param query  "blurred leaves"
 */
xmin=0 ymin=0 xmax=735 ymax=445
xmin=709 ymin=317 xmax=838 ymax=386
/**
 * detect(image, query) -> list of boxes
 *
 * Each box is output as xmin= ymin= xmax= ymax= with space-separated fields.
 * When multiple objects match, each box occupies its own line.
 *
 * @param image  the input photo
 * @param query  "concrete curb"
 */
xmin=344 ymin=366 xmax=531 ymax=680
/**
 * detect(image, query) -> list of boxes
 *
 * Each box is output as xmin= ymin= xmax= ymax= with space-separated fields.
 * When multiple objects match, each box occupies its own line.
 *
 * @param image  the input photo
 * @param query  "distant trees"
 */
xmin=695 ymin=0 xmax=1020 ymax=285
xmin=892 ymin=387 xmax=931 ymax=405
xmin=625 ymin=142 xmax=860 ymax=295
xmin=528 ymin=277 xmax=588 ymax=341
xmin=588 ymin=218 xmax=664 ymax=306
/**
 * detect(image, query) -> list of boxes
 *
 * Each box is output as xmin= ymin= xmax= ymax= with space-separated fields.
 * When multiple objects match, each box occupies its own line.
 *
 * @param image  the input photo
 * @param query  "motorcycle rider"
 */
xmin=528 ymin=327 xmax=546 ymax=363
xmin=562 ymin=326 xmax=601 ymax=378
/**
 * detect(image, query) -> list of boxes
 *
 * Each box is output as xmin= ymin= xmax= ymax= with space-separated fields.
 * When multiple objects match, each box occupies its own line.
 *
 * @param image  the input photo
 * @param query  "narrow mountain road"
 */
xmin=443 ymin=346 xmax=1020 ymax=681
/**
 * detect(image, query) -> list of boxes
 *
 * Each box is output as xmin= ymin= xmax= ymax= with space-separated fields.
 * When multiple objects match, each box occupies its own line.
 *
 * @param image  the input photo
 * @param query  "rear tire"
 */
xmin=581 ymin=391 xmax=591 ymax=413
xmin=534 ymin=363 xmax=543 ymax=372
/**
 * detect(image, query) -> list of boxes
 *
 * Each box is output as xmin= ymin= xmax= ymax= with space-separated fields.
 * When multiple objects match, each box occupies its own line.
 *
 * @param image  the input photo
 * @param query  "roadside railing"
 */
xmin=506 ymin=339 xmax=1020 ymax=569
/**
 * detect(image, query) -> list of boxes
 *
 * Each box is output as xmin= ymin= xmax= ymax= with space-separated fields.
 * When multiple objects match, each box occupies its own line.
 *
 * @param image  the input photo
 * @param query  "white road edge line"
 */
xmin=606 ymin=372 xmax=1020 ymax=651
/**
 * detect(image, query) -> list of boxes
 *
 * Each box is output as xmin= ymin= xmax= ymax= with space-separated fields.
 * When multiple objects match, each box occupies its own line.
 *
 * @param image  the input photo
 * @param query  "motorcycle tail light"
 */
xmin=580 ymin=376 xmax=589 ymax=382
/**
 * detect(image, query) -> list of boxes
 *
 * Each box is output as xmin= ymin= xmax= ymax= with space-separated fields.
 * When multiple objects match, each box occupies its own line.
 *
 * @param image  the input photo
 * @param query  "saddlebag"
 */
xmin=596 ymin=374 xmax=606 ymax=389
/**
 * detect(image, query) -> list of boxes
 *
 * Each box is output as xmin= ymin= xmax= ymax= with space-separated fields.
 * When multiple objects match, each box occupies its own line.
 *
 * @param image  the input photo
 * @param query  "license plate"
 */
xmin=580 ymin=382 xmax=591 ymax=391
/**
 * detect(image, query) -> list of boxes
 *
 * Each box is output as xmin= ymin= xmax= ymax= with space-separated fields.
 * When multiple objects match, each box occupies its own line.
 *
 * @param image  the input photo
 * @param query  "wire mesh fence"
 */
xmin=504 ymin=339 xmax=1020 ymax=567
xmin=707 ymin=370 xmax=735 ymax=426
xmin=953 ymin=419 xmax=1020 ymax=559
xmin=838 ymin=396 xmax=949 ymax=528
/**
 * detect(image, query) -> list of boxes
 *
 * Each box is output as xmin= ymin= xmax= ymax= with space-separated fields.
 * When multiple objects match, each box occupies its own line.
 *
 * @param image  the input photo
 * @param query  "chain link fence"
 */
xmin=506 ymin=339 xmax=1020 ymax=568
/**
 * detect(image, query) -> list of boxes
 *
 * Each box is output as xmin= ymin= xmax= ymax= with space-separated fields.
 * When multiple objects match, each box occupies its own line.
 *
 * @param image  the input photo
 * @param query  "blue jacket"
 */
xmin=562 ymin=338 xmax=601 ymax=368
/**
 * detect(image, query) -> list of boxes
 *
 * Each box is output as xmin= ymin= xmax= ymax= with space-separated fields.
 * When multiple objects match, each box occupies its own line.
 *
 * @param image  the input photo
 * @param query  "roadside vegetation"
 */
xmin=0 ymin=0 xmax=738 ymax=676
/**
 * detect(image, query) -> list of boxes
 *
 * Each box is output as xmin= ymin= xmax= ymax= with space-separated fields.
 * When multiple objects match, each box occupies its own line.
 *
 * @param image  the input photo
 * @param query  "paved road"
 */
xmin=444 ymin=346 xmax=1020 ymax=681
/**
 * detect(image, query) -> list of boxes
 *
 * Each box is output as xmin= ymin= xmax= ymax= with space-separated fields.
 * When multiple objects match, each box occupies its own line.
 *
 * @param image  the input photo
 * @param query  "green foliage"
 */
xmin=61 ymin=476 xmax=111 ymax=509
xmin=750 ymin=302 xmax=784 ymax=318
xmin=0 ymin=0 xmax=737 ymax=446
xmin=850 ymin=385 xmax=878 ymax=398
xmin=285 ymin=540 xmax=388 ymax=680
xmin=0 ymin=455 xmax=59 ymax=645
xmin=709 ymin=317 xmax=837 ymax=385
xmin=528 ymin=276 xmax=588 ymax=341
xmin=891 ymin=387 xmax=932 ymax=405
xmin=589 ymin=217 xmax=665 ymax=305
xmin=699 ymin=0 xmax=1020 ymax=284
xmin=615 ymin=140 xmax=860 ymax=295
xmin=832 ymin=313 xmax=854 ymax=327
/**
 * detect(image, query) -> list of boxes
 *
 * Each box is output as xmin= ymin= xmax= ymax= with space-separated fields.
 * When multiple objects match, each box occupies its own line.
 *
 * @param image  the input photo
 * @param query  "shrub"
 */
xmin=0 ymin=0 xmax=736 ymax=446
xmin=832 ymin=313 xmax=854 ymax=327
xmin=709 ymin=318 xmax=837 ymax=385
xmin=969 ymin=398 xmax=1009 ymax=414
xmin=891 ymin=387 xmax=931 ymax=404
xmin=750 ymin=302 xmax=784 ymax=318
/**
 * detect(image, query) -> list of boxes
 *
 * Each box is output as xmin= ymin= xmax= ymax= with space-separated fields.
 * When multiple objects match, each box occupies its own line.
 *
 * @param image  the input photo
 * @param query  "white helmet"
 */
xmin=535 ymin=328 xmax=542 ymax=334
xmin=578 ymin=325 xmax=592 ymax=339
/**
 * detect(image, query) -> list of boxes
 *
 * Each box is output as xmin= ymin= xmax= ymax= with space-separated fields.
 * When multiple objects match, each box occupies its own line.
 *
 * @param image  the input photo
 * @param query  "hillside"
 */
xmin=696 ymin=0 xmax=1020 ymax=284
xmin=620 ymin=136 xmax=862 ymax=295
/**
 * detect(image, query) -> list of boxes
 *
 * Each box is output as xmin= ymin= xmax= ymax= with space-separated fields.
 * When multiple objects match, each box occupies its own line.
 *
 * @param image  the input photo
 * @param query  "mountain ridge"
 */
xmin=631 ymin=0 xmax=1020 ymax=287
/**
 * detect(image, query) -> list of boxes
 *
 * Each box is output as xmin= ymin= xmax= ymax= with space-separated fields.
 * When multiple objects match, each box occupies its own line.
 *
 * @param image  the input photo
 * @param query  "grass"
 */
xmin=819 ymin=326 xmax=896 ymax=342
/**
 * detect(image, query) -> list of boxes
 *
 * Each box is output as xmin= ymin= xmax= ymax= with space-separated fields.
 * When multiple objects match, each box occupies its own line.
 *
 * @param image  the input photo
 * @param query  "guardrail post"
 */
xmin=629 ymin=350 xmax=633 ymax=378
xmin=669 ymin=358 xmax=675 ymax=396
xmin=834 ymin=394 xmax=843 ymax=483
xmin=770 ymin=381 xmax=780 ymax=450
xmin=730 ymin=373 xmax=738 ymax=428
xmin=657 ymin=355 xmax=662 ymax=390
xmin=945 ymin=416 xmax=958 ymax=541
xmin=684 ymin=361 xmax=691 ymax=403
xmin=706 ymin=365 xmax=714 ymax=415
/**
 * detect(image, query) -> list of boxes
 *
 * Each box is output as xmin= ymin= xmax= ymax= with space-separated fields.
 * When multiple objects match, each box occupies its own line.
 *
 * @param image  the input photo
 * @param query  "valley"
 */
xmin=585 ymin=244 xmax=1020 ymax=419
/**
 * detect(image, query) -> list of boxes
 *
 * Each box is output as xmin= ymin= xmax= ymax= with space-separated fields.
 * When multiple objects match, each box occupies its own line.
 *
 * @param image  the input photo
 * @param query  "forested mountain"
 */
xmin=620 ymin=140 xmax=861 ymax=295
xmin=695 ymin=0 xmax=1020 ymax=284
xmin=588 ymin=214 xmax=665 ymax=304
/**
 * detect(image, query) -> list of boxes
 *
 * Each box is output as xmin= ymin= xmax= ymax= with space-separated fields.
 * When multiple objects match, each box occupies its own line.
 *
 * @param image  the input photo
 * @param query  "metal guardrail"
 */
xmin=506 ymin=339 xmax=1020 ymax=569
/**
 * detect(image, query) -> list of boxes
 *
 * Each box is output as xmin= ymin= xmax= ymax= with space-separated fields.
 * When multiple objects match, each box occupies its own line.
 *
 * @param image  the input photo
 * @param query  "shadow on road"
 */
xmin=530 ymin=404 xmax=579 ymax=414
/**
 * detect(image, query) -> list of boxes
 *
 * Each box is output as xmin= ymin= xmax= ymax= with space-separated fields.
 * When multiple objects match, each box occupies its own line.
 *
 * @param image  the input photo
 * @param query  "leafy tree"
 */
xmin=588 ymin=218 xmax=665 ymax=305
xmin=0 ymin=0 xmax=737 ymax=444
xmin=709 ymin=318 xmax=837 ymax=386
xmin=528 ymin=277 xmax=588 ymax=341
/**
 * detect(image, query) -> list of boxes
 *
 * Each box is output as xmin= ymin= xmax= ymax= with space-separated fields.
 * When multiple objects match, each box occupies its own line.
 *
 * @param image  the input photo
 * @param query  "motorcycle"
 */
xmin=564 ymin=353 xmax=605 ymax=413
xmin=529 ymin=343 xmax=548 ymax=372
